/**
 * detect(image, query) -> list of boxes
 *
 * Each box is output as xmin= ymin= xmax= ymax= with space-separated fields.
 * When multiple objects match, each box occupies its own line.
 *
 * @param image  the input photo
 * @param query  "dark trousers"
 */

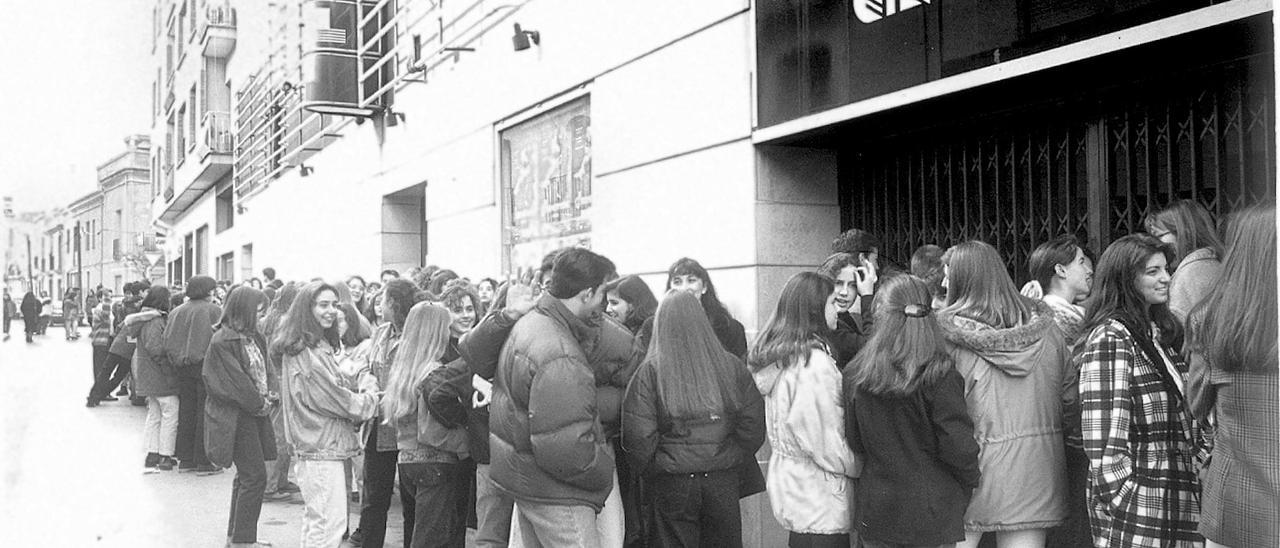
xmin=88 ymin=353 xmax=131 ymax=401
xmin=355 ymin=426 xmax=399 ymax=548
xmin=615 ymin=437 xmax=646 ymax=548
xmin=227 ymin=414 xmax=269 ymax=543
xmin=647 ymin=469 xmax=741 ymax=548
xmin=92 ymin=345 xmax=109 ymax=383
xmin=176 ymin=373 xmax=211 ymax=466
xmin=1047 ymin=445 xmax=1091 ymax=548
xmin=399 ymin=461 xmax=471 ymax=548
xmin=3 ymin=315 xmax=10 ymax=335
xmin=790 ymin=532 xmax=851 ymax=548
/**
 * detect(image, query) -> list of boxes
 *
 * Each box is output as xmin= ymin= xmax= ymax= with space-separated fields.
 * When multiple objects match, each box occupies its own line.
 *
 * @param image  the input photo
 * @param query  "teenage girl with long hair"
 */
xmin=937 ymin=241 xmax=1069 ymax=548
xmin=1144 ymin=199 xmax=1225 ymax=322
xmin=844 ymin=275 xmax=980 ymax=548
xmin=1185 ymin=204 xmax=1279 ymax=548
xmin=275 ymin=282 xmax=380 ymax=548
xmin=1076 ymin=234 xmax=1201 ymax=547
xmin=383 ymin=302 xmax=471 ymax=548
xmin=623 ymin=291 xmax=765 ymax=547
xmin=749 ymin=271 xmax=860 ymax=548
xmin=667 ymin=258 xmax=748 ymax=360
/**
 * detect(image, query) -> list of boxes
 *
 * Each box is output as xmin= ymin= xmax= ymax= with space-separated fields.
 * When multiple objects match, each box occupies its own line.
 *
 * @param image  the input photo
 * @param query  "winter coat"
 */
xmin=203 ymin=327 xmax=277 ymax=468
xmin=280 ymin=342 xmax=379 ymax=460
xmin=754 ymin=345 xmax=861 ymax=535
xmin=20 ymin=293 xmax=38 ymax=321
xmin=845 ymin=367 xmax=981 ymax=546
xmin=622 ymin=353 xmax=765 ymax=476
xmin=489 ymin=294 xmax=616 ymax=510
xmin=1168 ymin=248 xmax=1222 ymax=324
xmin=163 ymin=298 xmax=221 ymax=378
xmin=1187 ymin=342 xmax=1279 ymax=547
xmin=936 ymin=300 xmax=1069 ymax=532
xmin=129 ymin=309 xmax=176 ymax=397
xmin=2 ymin=297 xmax=15 ymax=321
xmin=831 ymin=302 xmax=875 ymax=368
xmin=711 ymin=313 xmax=748 ymax=361
xmin=1078 ymin=320 xmax=1202 ymax=547
xmin=457 ymin=308 xmax=521 ymax=464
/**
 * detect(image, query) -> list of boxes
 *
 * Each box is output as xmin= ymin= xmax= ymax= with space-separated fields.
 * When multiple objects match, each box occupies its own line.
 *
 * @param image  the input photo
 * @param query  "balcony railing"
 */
xmin=206 ymin=2 xmax=236 ymax=27
xmin=203 ymin=111 xmax=234 ymax=154
xmin=201 ymin=2 xmax=237 ymax=58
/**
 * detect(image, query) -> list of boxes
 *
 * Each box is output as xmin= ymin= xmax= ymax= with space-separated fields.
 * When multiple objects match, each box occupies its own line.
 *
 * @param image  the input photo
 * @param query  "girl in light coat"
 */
xmin=750 ymin=272 xmax=860 ymax=548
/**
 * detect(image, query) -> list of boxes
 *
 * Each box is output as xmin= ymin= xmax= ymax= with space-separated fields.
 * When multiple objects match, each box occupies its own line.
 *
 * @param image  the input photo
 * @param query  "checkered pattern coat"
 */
xmin=1186 ymin=345 xmax=1280 ymax=547
xmin=1077 ymin=320 xmax=1202 ymax=547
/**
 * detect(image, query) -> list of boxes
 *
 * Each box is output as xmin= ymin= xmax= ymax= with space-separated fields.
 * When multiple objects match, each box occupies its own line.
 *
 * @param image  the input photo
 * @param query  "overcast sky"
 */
xmin=0 ymin=0 xmax=153 ymax=212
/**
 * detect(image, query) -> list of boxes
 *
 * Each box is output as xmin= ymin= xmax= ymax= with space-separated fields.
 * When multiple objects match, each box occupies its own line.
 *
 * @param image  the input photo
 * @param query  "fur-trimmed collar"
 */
xmin=935 ymin=299 xmax=1058 ymax=353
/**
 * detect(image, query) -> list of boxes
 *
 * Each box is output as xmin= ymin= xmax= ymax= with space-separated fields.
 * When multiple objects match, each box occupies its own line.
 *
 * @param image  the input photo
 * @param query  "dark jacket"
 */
xmin=455 ymin=308 xmax=522 ymax=464
xmin=20 ymin=293 xmax=38 ymax=321
xmin=489 ymin=294 xmax=615 ymax=510
xmin=163 ymin=298 xmax=221 ymax=378
xmin=831 ymin=299 xmax=875 ymax=368
xmin=622 ymin=355 xmax=765 ymax=476
xmin=711 ymin=314 xmax=748 ymax=361
xmin=203 ymin=327 xmax=277 ymax=468
xmin=113 ymin=295 xmax=142 ymax=332
xmin=845 ymin=367 xmax=980 ymax=545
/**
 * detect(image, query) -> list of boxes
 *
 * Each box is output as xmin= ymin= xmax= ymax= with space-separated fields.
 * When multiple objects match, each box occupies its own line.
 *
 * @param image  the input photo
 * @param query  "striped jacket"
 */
xmin=1077 ymin=320 xmax=1202 ymax=547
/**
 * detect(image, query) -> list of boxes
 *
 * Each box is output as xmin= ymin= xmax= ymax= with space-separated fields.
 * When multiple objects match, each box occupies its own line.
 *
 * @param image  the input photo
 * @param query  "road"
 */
xmin=0 ymin=331 xmax=407 ymax=547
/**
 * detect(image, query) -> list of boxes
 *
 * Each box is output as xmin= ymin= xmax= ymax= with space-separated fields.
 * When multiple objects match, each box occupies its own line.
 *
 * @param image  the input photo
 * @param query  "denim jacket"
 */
xmin=281 ymin=342 xmax=379 ymax=460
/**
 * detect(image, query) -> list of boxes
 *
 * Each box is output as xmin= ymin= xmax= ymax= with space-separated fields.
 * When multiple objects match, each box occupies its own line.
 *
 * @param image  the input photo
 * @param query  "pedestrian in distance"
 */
xmin=274 ymin=281 xmax=380 ymax=548
xmin=623 ymin=290 xmax=765 ymax=548
xmin=129 ymin=285 xmax=179 ymax=472
xmin=165 ymin=275 xmax=223 ymax=474
xmin=63 ymin=288 xmax=82 ymax=340
xmin=936 ymin=241 xmax=1070 ymax=548
xmin=203 ymin=286 xmax=278 ymax=548
xmin=89 ymin=297 xmax=113 ymax=385
xmin=3 ymin=289 xmax=19 ymax=341
xmin=666 ymin=257 xmax=748 ymax=361
xmin=19 ymin=291 xmax=38 ymax=343
xmin=1184 ymin=204 xmax=1278 ymax=548
xmin=38 ymin=296 xmax=52 ymax=335
xmin=489 ymin=248 xmax=619 ymax=547
xmin=348 ymin=278 xmax=420 ymax=548
xmin=384 ymin=302 xmax=472 ymax=548
xmin=843 ymin=274 xmax=981 ymax=548
xmin=1144 ymin=199 xmax=1225 ymax=323
xmin=1076 ymin=233 xmax=1202 ymax=546
xmin=750 ymin=271 xmax=861 ymax=548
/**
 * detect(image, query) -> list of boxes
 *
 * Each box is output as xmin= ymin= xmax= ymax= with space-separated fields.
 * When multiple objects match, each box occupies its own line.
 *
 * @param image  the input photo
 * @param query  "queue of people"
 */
xmin=43 ymin=197 xmax=1277 ymax=548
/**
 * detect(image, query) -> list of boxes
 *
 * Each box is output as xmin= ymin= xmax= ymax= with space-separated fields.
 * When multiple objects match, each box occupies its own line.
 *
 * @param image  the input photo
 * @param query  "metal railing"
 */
xmin=205 ymin=2 xmax=237 ymax=28
xmin=203 ymin=111 xmax=234 ymax=154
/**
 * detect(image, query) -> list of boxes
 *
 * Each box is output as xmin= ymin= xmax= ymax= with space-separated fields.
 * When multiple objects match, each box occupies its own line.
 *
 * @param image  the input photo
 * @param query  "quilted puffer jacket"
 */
xmin=488 ymin=294 xmax=627 ymax=510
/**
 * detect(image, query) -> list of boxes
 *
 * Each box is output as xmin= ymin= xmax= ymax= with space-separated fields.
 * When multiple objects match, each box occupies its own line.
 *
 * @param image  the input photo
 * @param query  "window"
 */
xmin=216 ymin=252 xmax=234 ymax=281
xmin=177 ymin=3 xmax=185 ymax=62
xmin=114 ymin=275 xmax=122 ymax=294
xmin=176 ymin=105 xmax=186 ymax=164
xmin=189 ymin=85 xmax=197 ymax=149
xmin=215 ymin=187 xmax=234 ymax=232
xmin=183 ymin=233 xmax=194 ymax=280
xmin=195 ymin=225 xmax=208 ymax=275
xmin=240 ymin=244 xmax=253 ymax=281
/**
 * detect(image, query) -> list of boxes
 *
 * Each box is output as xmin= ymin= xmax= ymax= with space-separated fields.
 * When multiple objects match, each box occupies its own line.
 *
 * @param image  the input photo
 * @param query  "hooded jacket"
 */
xmin=488 ymin=294 xmax=618 ymax=510
xmin=127 ymin=309 xmax=176 ymax=397
xmin=935 ymin=300 xmax=1070 ymax=531
xmin=754 ymin=345 xmax=861 ymax=535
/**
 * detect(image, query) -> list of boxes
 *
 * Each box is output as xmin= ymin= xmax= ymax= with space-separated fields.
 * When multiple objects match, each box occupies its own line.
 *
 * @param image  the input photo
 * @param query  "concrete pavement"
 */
xmin=0 ymin=331 xmax=408 ymax=547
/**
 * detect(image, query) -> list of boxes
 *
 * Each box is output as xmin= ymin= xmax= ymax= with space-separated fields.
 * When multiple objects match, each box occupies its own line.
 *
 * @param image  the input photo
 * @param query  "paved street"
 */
xmin=0 ymin=331 xmax=406 ymax=547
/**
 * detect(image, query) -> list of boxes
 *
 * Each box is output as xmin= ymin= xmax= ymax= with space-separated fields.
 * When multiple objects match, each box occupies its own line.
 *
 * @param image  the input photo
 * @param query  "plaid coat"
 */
xmin=1077 ymin=320 xmax=1201 ymax=547
xmin=1186 ymin=345 xmax=1280 ymax=547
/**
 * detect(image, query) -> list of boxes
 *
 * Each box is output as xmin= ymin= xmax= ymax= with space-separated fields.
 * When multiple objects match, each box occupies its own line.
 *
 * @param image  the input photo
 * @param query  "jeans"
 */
xmin=355 ymin=426 xmax=399 ymax=548
xmin=297 ymin=460 xmax=349 ymax=548
xmin=64 ymin=318 xmax=79 ymax=339
xmin=92 ymin=345 xmax=109 ymax=384
xmin=89 ymin=353 xmax=131 ymax=402
xmin=228 ymin=414 xmax=269 ymax=544
xmin=399 ymin=461 xmax=471 ymax=548
xmin=646 ymin=470 xmax=741 ymax=548
xmin=514 ymin=499 xmax=600 ymax=548
xmin=143 ymin=395 xmax=180 ymax=456
xmin=264 ymin=403 xmax=293 ymax=492
xmin=175 ymin=373 xmax=210 ymax=466
xmin=475 ymin=463 xmax=515 ymax=548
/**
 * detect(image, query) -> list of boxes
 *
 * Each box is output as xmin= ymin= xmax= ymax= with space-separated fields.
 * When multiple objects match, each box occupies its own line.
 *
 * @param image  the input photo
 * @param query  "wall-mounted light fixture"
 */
xmin=299 ymin=164 xmax=315 ymax=177
xmin=384 ymin=109 xmax=406 ymax=127
xmin=512 ymin=23 xmax=540 ymax=51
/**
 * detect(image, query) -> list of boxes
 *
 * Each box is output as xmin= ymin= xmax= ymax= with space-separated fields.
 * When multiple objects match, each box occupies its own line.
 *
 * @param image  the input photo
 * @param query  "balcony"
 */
xmin=200 ymin=2 xmax=237 ymax=58
xmin=158 ymin=112 xmax=233 ymax=224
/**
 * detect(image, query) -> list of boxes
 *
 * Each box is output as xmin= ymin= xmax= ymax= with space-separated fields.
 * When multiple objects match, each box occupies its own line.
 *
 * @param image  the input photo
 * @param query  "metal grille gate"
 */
xmin=843 ymin=55 xmax=1275 ymax=281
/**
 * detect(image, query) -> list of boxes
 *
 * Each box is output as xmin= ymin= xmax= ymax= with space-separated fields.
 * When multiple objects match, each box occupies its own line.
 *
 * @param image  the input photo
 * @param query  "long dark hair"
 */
xmin=749 ymin=271 xmax=835 ymax=371
xmin=1186 ymin=204 xmax=1277 ymax=372
xmin=273 ymin=282 xmax=342 ymax=357
xmin=139 ymin=285 xmax=172 ymax=312
xmin=647 ymin=291 xmax=742 ymax=417
xmin=1081 ymin=234 xmax=1181 ymax=351
xmin=381 ymin=278 xmax=419 ymax=331
xmin=1144 ymin=199 xmax=1224 ymax=266
xmin=218 ymin=286 xmax=266 ymax=334
xmin=339 ymin=302 xmax=372 ymax=348
xmin=666 ymin=257 xmax=736 ymax=330
xmin=846 ymin=276 xmax=953 ymax=395
xmin=262 ymin=282 xmax=300 ymax=340
xmin=942 ymin=241 xmax=1036 ymax=328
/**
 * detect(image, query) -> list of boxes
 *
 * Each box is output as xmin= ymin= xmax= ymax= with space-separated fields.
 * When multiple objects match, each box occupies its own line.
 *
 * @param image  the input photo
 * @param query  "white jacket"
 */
xmin=754 ymin=346 xmax=861 ymax=535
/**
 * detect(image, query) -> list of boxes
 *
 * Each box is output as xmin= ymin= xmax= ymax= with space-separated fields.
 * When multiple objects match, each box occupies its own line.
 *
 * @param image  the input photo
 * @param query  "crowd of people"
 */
xmin=5 ymin=199 xmax=1275 ymax=548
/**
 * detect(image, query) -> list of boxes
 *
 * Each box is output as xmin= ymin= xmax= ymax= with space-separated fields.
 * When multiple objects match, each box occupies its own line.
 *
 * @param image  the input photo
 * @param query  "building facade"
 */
xmin=146 ymin=1 xmax=1275 ymax=545
xmin=69 ymin=135 xmax=162 ymax=296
